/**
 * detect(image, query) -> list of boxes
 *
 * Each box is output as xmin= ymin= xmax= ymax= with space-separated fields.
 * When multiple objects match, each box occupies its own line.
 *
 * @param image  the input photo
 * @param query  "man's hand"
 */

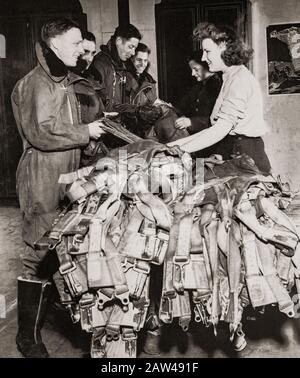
xmin=88 ymin=120 xmax=106 ymax=140
xmin=175 ymin=116 xmax=192 ymax=129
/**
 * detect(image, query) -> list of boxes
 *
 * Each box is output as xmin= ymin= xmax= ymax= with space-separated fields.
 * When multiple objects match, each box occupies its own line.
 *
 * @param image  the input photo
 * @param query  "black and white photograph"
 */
xmin=0 ymin=0 xmax=300 ymax=363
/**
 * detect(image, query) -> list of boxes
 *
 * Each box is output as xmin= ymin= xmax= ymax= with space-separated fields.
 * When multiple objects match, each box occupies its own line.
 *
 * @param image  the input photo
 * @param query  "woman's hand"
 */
xmin=175 ymin=116 xmax=192 ymax=129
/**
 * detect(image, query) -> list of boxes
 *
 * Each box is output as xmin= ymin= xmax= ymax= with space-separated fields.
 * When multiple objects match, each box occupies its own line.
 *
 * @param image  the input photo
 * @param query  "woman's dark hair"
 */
xmin=135 ymin=42 xmax=151 ymax=55
xmin=41 ymin=18 xmax=80 ymax=45
xmin=113 ymin=23 xmax=142 ymax=41
xmin=193 ymin=22 xmax=253 ymax=66
xmin=187 ymin=50 xmax=209 ymax=71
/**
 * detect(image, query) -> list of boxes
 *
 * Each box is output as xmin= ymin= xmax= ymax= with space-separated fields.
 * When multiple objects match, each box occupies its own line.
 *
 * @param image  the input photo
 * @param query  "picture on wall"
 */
xmin=267 ymin=23 xmax=300 ymax=95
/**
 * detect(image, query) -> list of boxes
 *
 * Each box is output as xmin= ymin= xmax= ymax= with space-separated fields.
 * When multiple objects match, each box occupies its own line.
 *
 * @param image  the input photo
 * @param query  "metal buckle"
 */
xmin=179 ymin=315 xmax=191 ymax=332
xmin=48 ymin=233 xmax=62 ymax=249
xmin=97 ymin=290 xmax=114 ymax=310
xmin=66 ymin=304 xmax=80 ymax=323
xmin=133 ymin=298 xmax=150 ymax=331
xmin=173 ymin=256 xmax=190 ymax=292
xmin=141 ymin=235 xmax=155 ymax=261
xmin=133 ymin=260 xmax=151 ymax=275
xmin=66 ymin=272 xmax=83 ymax=296
xmin=152 ymin=232 xmax=169 ymax=265
xmin=59 ymin=260 xmax=77 ymax=275
xmin=160 ymin=292 xmax=175 ymax=323
xmin=79 ymin=293 xmax=95 ymax=308
xmin=106 ymin=324 xmax=120 ymax=342
xmin=114 ymin=290 xmax=130 ymax=312
xmin=194 ymin=303 xmax=209 ymax=327
xmin=122 ymin=329 xmax=137 ymax=357
xmin=129 ymin=261 xmax=150 ymax=300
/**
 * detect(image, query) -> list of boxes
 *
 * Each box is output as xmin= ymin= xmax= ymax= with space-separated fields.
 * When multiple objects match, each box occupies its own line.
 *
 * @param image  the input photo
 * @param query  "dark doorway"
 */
xmin=155 ymin=0 xmax=250 ymax=105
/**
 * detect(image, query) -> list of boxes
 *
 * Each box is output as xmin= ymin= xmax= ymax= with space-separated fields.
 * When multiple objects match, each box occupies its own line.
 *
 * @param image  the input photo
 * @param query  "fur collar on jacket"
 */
xmin=100 ymin=39 xmax=126 ymax=71
xmin=36 ymin=41 xmax=68 ymax=82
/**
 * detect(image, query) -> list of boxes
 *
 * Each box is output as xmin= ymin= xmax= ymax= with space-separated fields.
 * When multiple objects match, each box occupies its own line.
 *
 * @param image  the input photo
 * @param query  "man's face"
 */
xmin=52 ymin=27 xmax=84 ymax=67
xmin=132 ymin=51 xmax=149 ymax=74
xmin=116 ymin=37 xmax=139 ymax=61
xmin=81 ymin=39 xmax=96 ymax=69
xmin=202 ymin=38 xmax=226 ymax=73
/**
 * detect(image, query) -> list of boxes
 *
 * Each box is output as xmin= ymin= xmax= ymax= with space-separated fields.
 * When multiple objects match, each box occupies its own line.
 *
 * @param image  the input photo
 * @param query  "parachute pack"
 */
xmin=35 ymin=140 xmax=300 ymax=358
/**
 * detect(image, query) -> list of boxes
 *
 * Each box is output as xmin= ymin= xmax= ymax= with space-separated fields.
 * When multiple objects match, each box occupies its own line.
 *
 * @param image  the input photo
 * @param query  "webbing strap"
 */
xmin=123 ymin=259 xmax=150 ymax=300
xmin=256 ymin=237 xmax=294 ymax=317
xmin=235 ymin=200 xmax=298 ymax=254
xmin=225 ymin=220 xmax=242 ymax=333
xmin=172 ymin=212 xmax=193 ymax=293
xmin=159 ymin=218 xmax=179 ymax=323
xmin=121 ymin=327 xmax=137 ymax=357
xmin=241 ymin=225 xmax=277 ymax=307
xmin=58 ymin=166 xmax=94 ymax=185
xmin=128 ymin=172 xmax=172 ymax=230
xmin=87 ymin=218 xmax=114 ymax=288
xmin=56 ymin=238 xmax=87 ymax=297
xmin=79 ymin=293 xmax=108 ymax=332
xmin=292 ymin=246 xmax=300 ymax=294
xmin=132 ymin=296 xmax=150 ymax=332
xmin=203 ymin=218 xmax=221 ymax=331
xmin=104 ymin=237 xmax=130 ymax=310
xmin=117 ymin=208 xmax=145 ymax=257
xmin=276 ymin=252 xmax=292 ymax=287
xmin=259 ymin=196 xmax=299 ymax=237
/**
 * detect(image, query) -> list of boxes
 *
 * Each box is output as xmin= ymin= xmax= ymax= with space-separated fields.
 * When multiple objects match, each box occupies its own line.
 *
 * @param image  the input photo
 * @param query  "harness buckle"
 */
xmin=160 ymin=291 xmax=176 ymax=323
xmin=106 ymin=324 xmax=120 ymax=342
xmin=59 ymin=260 xmax=77 ymax=275
xmin=114 ymin=289 xmax=130 ymax=312
xmin=122 ymin=329 xmax=137 ymax=357
xmin=172 ymin=256 xmax=190 ymax=292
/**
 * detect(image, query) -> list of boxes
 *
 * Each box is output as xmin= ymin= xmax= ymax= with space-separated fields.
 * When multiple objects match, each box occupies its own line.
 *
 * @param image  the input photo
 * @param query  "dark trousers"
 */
xmin=218 ymin=135 xmax=271 ymax=174
xmin=196 ymin=134 xmax=271 ymax=174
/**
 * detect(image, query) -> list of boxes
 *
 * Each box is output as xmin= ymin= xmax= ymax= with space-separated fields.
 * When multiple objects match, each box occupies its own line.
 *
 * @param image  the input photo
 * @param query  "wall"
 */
xmin=129 ymin=0 xmax=158 ymax=82
xmin=251 ymin=0 xmax=300 ymax=190
xmin=80 ymin=0 xmax=118 ymax=51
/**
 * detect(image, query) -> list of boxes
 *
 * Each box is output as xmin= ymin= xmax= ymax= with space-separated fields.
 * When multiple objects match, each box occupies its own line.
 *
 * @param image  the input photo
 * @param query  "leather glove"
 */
xmin=136 ymin=105 xmax=162 ymax=123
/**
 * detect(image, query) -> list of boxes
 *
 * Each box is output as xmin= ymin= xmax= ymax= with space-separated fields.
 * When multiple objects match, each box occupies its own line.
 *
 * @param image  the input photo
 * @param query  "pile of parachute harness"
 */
xmin=35 ymin=140 xmax=300 ymax=358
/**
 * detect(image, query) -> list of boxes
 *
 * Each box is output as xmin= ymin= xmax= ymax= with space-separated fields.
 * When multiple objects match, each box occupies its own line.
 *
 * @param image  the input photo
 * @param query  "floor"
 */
xmin=1 ymin=202 xmax=300 ymax=359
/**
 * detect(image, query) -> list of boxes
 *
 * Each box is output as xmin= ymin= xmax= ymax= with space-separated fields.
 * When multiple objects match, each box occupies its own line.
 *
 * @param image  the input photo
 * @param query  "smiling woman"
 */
xmin=168 ymin=22 xmax=271 ymax=174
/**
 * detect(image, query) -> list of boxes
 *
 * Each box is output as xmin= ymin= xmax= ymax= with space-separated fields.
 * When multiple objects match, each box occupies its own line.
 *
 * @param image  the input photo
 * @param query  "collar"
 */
xmin=100 ymin=39 xmax=126 ymax=71
xmin=222 ymin=65 xmax=244 ymax=81
xmin=36 ymin=42 xmax=88 ymax=86
xmin=35 ymin=42 xmax=68 ymax=82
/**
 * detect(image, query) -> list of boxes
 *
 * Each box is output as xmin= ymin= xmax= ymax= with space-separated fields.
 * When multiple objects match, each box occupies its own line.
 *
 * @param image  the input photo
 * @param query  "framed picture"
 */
xmin=267 ymin=23 xmax=300 ymax=95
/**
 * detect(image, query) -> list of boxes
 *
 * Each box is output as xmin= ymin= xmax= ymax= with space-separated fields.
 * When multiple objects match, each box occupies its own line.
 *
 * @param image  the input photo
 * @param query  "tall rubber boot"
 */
xmin=142 ymin=311 xmax=162 ymax=355
xmin=16 ymin=278 xmax=52 ymax=358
